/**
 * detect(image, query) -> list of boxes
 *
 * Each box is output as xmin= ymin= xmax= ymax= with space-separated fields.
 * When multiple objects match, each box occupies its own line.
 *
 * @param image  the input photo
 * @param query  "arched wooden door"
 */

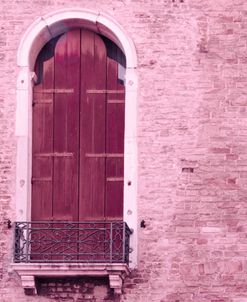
xmin=32 ymin=29 xmax=125 ymax=224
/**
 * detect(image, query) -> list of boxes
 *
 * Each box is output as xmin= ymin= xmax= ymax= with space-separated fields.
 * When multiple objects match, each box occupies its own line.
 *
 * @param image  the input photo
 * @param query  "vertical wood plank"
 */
xmin=53 ymin=29 xmax=80 ymax=221
xmin=79 ymin=30 xmax=107 ymax=221
xmin=32 ymin=44 xmax=54 ymax=221
xmin=105 ymin=55 xmax=125 ymax=220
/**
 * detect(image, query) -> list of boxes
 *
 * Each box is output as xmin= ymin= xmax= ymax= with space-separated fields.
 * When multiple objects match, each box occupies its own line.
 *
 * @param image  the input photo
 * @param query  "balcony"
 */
xmin=12 ymin=221 xmax=132 ymax=295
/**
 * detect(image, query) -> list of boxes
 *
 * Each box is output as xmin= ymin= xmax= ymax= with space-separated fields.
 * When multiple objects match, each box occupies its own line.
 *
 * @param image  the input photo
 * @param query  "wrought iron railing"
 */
xmin=14 ymin=221 xmax=132 ymax=264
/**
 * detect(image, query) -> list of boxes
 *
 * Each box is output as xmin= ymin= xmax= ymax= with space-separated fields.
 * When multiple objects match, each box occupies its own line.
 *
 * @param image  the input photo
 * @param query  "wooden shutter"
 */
xmin=79 ymin=30 xmax=107 ymax=221
xmin=32 ymin=30 xmax=80 ymax=222
xmin=32 ymin=29 xmax=125 ymax=224
xmin=105 ymin=58 xmax=125 ymax=220
xmin=53 ymin=29 xmax=80 ymax=221
xmin=32 ymin=41 xmax=55 ymax=221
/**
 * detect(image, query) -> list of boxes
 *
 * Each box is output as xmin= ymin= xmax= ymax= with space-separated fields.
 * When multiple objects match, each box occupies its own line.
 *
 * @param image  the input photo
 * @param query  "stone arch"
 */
xmin=15 ymin=8 xmax=138 ymax=267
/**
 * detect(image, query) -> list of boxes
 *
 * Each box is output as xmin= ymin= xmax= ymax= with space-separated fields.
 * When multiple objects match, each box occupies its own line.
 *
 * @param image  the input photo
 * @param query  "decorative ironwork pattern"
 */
xmin=14 ymin=221 xmax=132 ymax=264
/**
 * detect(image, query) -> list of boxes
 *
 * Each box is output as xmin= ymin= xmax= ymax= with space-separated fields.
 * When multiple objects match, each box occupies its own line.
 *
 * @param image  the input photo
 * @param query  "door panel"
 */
xmin=53 ymin=29 xmax=80 ymax=221
xmin=32 ymin=48 xmax=54 ymax=221
xmin=105 ymin=57 xmax=125 ymax=220
xmin=31 ymin=46 xmax=55 ymax=261
xmin=79 ymin=30 xmax=107 ymax=221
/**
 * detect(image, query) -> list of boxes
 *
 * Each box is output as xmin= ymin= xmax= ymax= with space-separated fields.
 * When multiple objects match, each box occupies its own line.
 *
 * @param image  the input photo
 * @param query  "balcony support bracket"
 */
xmin=20 ymin=275 xmax=36 ymax=295
xmin=109 ymin=274 xmax=123 ymax=294
xmin=11 ymin=263 xmax=130 ymax=296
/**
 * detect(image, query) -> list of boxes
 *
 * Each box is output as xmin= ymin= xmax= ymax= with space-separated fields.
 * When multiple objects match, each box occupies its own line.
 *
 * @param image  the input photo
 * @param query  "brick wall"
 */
xmin=1 ymin=0 xmax=247 ymax=301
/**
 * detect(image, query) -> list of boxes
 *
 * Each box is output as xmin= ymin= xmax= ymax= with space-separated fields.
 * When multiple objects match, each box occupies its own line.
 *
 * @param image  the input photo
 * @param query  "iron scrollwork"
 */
xmin=14 ymin=221 xmax=132 ymax=264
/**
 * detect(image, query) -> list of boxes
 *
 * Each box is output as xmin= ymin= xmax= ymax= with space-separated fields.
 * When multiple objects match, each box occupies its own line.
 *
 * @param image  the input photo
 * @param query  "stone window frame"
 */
xmin=13 ymin=8 xmax=138 ymax=295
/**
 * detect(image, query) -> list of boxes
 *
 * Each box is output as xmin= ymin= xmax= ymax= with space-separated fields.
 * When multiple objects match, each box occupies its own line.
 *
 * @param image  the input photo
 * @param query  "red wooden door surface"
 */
xmin=31 ymin=29 xmax=125 ymax=261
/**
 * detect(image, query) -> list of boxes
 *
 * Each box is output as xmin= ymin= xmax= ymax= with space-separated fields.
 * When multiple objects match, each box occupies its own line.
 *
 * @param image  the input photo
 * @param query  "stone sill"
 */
xmin=11 ymin=263 xmax=130 ymax=295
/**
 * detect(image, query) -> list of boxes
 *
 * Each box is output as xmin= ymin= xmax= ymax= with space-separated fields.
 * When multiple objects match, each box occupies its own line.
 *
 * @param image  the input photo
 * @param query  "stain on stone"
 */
xmin=36 ymin=276 xmax=115 ymax=301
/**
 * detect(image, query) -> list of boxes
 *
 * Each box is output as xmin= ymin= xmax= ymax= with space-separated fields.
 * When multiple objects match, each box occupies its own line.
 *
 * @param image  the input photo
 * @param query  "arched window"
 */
xmin=13 ymin=9 xmax=138 ymax=295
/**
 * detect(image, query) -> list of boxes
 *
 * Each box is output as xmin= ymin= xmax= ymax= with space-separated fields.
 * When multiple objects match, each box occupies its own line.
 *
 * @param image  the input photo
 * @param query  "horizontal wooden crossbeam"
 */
xmin=31 ymin=178 xmax=52 ymax=182
xmin=106 ymin=177 xmax=124 ymax=182
xmin=34 ymin=152 xmax=74 ymax=157
xmin=34 ymin=89 xmax=74 ymax=93
xmin=107 ymin=100 xmax=125 ymax=104
xmin=85 ymin=153 xmax=124 ymax=158
xmin=87 ymin=89 xmax=125 ymax=94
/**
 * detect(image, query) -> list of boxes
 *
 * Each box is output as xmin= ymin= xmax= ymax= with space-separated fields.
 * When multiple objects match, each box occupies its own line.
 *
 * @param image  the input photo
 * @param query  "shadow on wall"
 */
xmin=36 ymin=276 xmax=121 ymax=302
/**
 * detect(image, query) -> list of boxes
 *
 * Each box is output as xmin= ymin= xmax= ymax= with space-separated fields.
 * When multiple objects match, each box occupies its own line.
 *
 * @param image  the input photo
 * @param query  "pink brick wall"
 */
xmin=1 ymin=0 xmax=247 ymax=301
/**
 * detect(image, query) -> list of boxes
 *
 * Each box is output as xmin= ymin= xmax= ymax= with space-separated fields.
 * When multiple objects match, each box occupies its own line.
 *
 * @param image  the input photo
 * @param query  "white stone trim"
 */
xmin=15 ymin=8 xmax=138 ymax=268
xmin=17 ymin=8 xmax=137 ymax=69
xmin=12 ymin=263 xmax=130 ymax=295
